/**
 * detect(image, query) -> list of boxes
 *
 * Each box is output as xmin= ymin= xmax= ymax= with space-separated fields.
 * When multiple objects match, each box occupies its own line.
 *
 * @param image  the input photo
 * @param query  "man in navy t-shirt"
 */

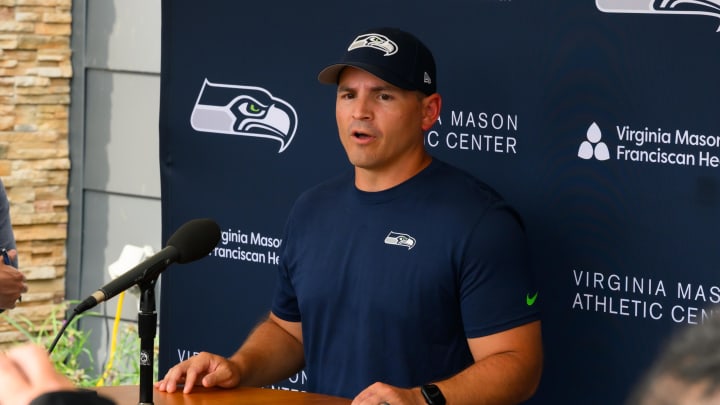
xmin=158 ymin=27 xmax=543 ymax=405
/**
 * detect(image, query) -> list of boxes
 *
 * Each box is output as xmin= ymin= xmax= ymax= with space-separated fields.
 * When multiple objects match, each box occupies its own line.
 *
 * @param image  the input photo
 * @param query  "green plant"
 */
xmin=1 ymin=301 xmax=158 ymax=387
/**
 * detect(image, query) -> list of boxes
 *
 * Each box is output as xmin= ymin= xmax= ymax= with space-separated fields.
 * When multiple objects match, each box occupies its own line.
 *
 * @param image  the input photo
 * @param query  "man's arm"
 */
xmin=352 ymin=320 xmax=543 ymax=405
xmin=229 ymin=312 xmax=305 ymax=387
xmin=156 ymin=312 xmax=304 ymax=394
xmin=432 ymin=320 xmax=543 ymax=404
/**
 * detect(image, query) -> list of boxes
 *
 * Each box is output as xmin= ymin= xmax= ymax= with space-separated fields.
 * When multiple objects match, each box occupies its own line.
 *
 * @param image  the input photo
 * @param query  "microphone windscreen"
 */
xmin=167 ymin=218 xmax=221 ymax=263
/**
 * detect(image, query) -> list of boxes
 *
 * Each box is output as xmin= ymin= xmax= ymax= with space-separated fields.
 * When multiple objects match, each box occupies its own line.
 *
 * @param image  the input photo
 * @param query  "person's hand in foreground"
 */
xmin=0 ymin=344 xmax=75 ymax=405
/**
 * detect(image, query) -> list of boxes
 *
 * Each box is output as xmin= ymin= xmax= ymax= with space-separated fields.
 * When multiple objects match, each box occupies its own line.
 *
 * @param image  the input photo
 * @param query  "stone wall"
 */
xmin=0 ymin=0 xmax=72 ymax=349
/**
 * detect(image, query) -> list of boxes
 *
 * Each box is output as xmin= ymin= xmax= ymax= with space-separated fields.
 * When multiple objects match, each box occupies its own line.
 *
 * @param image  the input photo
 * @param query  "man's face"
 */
xmin=335 ymin=67 xmax=432 ymax=173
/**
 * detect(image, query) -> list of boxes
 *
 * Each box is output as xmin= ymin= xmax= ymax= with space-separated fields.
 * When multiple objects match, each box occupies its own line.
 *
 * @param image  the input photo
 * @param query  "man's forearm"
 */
xmin=432 ymin=350 xmax=542 ymax=405
xmin=430 ymin=321 xmax=543 ymax=405
xmin=229 ymin=316 xmax=305 ymax=388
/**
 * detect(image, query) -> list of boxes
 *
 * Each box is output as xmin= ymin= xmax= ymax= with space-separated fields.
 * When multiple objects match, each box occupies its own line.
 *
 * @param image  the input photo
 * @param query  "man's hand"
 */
xmin=0 ymin=344 xmax=76 ymax=405
xmin=0 ymin=251 xmax=26 ymax=309
xmin=155 ymin=351 xmax=243 ymax=394
xmin=352 ymin=382 xmax=425 ymax=405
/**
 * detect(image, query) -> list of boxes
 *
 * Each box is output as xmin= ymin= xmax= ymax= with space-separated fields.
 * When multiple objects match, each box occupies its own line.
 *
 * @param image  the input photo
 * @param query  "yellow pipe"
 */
xmin=96 ymin=290 xmax=125 ymax=386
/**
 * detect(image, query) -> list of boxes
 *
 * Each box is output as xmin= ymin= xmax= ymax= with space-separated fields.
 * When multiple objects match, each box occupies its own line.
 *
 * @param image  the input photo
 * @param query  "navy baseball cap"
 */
xmin=318 ymin=27 xmax=437 ymax=95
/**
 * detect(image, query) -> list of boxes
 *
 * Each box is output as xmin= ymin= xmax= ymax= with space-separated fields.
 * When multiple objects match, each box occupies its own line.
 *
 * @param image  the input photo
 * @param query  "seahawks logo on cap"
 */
xmin=348 ymin=33 xmax=398 ymax=56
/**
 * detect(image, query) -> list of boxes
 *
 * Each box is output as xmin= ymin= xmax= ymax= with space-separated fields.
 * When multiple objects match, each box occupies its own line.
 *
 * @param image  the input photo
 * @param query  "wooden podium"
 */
xmin=95 ymin=386 xmax=351 ymax=405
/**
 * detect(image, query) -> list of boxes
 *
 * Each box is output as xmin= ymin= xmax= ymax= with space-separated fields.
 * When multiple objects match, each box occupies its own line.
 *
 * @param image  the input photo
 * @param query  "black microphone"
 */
xmin=73 ymin=218 xmax=221 ymax=315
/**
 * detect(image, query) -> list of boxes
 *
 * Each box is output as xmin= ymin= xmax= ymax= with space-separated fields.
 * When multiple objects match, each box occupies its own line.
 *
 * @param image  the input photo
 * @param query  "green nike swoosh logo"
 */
xmin=526 ymin=292 xmax=539 ymax=306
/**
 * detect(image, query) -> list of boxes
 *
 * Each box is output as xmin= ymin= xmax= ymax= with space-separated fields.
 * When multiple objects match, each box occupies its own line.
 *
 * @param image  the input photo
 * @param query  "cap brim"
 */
xmin=317 ymin=64 xmax=346 ymax=85
xmin=317 ymin=62 xmax=417 ymax=92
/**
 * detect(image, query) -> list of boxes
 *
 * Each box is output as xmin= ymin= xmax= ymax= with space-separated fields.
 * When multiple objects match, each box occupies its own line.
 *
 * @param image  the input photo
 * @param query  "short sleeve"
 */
xmin=459 ymin=204 xmax=539 ymax=337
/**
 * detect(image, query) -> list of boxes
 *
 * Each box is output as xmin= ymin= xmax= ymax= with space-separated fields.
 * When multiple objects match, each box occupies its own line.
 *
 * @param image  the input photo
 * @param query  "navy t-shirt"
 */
xmin=272 ymin=159 xmax=539 ymax=399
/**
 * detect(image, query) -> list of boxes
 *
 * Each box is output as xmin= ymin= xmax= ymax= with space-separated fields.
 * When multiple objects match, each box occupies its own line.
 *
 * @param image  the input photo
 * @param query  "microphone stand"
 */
xmin=138 ymin=277 xmax=158 ymax=405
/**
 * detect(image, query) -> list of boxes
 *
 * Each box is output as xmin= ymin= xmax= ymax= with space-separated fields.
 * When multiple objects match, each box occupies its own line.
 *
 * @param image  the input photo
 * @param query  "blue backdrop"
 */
xmin=158 ymin=1 xmax=720 ymax=403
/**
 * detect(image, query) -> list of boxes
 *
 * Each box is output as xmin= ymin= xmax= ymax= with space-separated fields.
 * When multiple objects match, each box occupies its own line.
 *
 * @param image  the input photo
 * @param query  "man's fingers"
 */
xmin=200 ymin=366 xmax=230 ymax=388
xmin=161 ymin=368 xmax=185 ymax=393
xmin=155 ymin=372 xmax=186 ymax=392
xmin=205 ymin=356 xmax=245 ymax=389
xmin=158 ymin=356 xmax=210 ymax=394
xmin=154 ymin=353 xmax=239 ymax=395
xmin=182 ymin=368 xmax=201 ymax=394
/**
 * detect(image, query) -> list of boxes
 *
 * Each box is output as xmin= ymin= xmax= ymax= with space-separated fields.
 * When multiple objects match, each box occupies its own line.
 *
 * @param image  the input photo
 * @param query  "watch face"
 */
xmin=422 ymin=384 xmax=446 ymax=405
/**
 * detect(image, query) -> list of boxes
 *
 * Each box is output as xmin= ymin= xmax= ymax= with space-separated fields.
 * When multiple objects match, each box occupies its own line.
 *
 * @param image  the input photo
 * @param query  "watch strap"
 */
xmin=421 ymin=384 xmax=446 ymax=405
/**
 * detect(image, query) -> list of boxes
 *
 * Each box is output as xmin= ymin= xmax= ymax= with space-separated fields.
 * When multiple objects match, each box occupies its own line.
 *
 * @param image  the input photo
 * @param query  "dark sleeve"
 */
xmin=459 ymin=204 xmax=540 ymax=338
xmin=29 ymin=390 xmax=116 ymax=405
xmin=0 ymin=178 xmax=18 ymax=267
xmin=0 ymin=179 xmax=15 ymax=248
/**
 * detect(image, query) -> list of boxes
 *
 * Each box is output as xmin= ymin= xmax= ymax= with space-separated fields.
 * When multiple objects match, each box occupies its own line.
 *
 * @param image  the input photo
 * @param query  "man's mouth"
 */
xmin=352 ymin=131 xmax=372 ymax=139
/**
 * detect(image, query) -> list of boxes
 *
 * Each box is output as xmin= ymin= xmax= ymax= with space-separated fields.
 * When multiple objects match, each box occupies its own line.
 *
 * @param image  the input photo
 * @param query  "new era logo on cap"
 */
xmin=318 ymin=27 xmax=437 ymax=95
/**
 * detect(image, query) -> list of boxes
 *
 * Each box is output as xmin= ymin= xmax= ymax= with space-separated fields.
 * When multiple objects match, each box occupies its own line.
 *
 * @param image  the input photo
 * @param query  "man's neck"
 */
xmin=354 ymin=153 xmax=432 ymax=192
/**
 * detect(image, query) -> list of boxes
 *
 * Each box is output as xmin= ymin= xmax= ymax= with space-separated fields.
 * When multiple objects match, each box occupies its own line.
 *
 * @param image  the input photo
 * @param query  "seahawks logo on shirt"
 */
xmin=384 ymin=231 xmax=416 ymax=250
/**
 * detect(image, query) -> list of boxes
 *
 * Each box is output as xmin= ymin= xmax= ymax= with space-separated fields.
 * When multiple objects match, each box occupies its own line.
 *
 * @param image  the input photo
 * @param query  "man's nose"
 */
xmin=351 ymin=95 xmax=372 ymax=120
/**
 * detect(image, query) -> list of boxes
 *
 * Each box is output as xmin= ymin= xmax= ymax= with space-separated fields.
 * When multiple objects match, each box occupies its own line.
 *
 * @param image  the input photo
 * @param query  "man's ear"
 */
xmin=421 ymin=93 xmax=442 ymax=131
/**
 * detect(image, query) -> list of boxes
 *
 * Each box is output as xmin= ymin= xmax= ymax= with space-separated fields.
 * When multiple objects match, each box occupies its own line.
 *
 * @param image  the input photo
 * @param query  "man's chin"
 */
xmin=348 ymin=157 xmax=380 ymax=171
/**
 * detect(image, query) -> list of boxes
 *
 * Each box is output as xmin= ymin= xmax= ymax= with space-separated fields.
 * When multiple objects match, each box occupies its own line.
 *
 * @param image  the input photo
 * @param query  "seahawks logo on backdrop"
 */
xmin=348 ymin=33 xmax=398 ymax=56
xmin=596 ymin=0 xmax=720 ymax=31
xmin=190 ymin=79 xmax=298 ymax=153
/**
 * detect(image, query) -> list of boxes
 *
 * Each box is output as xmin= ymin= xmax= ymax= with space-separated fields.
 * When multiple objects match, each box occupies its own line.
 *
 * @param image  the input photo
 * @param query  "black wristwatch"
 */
xmin=421 ymin=384 xmax=446 ymax=405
